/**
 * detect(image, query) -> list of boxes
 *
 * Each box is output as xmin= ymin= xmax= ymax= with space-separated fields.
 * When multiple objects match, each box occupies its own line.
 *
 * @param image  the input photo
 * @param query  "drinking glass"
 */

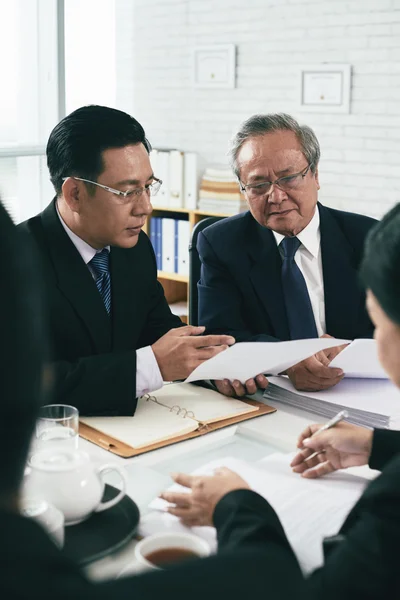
xmin=35 ymin=404 xmax=79 ymax=450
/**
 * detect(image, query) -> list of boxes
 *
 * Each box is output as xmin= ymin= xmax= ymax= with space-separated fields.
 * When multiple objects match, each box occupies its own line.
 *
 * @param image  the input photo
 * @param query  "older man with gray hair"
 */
xmin=197 ymin=113 xmax=376 ymax=395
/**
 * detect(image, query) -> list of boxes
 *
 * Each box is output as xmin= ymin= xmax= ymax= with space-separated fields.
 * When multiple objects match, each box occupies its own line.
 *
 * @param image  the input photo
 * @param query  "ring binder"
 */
xmin=79 ymin=384 xmax=276 ymax=458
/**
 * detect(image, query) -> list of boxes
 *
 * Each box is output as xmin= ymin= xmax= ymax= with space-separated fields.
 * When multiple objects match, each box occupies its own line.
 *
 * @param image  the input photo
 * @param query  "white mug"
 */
xmin=135 ymin=532 xmax=211 ymax=571
xmin=28 ymin=449 xmax=127 ymax=525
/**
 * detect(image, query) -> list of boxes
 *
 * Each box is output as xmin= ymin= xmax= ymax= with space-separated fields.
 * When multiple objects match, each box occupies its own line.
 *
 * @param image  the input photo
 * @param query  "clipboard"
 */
xmin=79 ymin=397 xmax=276 ymax=459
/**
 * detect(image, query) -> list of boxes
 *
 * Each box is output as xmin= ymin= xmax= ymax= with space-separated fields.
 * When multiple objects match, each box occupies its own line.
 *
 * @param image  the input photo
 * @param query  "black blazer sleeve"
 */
xmin=306 ymin=455 xmax=400 ymax=599
xmin=369 ymin=428 xmax=400 ymax=470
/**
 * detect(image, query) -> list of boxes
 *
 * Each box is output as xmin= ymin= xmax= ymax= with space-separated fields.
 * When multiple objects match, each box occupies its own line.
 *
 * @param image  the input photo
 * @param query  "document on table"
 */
xmin=149 ymin=453 xmax=371 ymax=574
xmin=184 ymin=337 xmax=349 ymax=384
xmin=330 ymin=338 xmax=388 ymax=379
xmin=264 ymin=376 xmax=400 ymax=428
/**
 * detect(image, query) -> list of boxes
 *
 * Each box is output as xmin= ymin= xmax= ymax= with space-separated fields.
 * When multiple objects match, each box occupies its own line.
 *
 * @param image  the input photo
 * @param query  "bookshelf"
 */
xmin=143 ymin=206 xmax=230 ymax=324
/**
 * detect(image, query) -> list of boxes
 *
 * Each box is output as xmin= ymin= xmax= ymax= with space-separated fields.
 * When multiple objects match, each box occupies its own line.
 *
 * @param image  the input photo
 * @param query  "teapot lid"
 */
xmin=29 ymin=449 xmax=90 ymax=472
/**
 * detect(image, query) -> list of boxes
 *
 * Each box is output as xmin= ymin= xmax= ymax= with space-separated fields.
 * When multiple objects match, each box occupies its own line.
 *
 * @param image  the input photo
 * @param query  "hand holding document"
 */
xmin=329 ymin=338 xmax=388 ymax=379
xmin=184 ymin=337 xmax=350 ymax=384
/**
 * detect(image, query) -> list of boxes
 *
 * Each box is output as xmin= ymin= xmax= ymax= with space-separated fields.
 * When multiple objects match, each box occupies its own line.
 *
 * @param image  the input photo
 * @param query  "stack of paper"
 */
xmin=263 ymin=377 xmax=400 ymax=429
xmin=149 ymin=454 xmax=372 ymax=574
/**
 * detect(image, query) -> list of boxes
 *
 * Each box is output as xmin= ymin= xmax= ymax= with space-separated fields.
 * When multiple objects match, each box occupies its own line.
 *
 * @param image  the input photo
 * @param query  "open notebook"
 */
xmin=79 ymin=383 xmax=276 ymax=458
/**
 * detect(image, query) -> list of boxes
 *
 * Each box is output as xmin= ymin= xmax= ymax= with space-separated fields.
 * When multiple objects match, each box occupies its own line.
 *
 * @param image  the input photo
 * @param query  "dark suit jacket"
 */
xmin=197 ymin=204 xmax=376 ymax=341
xmin=2 ymin=429 xmax=399 ymax=600
xmin=18 ymin=200 xmax=182 ymax=416
xmin=0 ymin=490 xmax=305 ymax=600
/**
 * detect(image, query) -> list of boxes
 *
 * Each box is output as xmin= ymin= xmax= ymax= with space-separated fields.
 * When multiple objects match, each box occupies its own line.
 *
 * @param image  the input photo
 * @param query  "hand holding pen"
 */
xmin=290 ymin=411 xmax=374 ymax=479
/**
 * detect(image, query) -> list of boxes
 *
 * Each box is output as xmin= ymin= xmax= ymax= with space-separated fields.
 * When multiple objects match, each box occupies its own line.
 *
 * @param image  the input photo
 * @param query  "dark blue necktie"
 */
xmin=89 ymin=249 xmax=111 ymax=315
xmin=280 ymin=237 xmax=318 ymax=339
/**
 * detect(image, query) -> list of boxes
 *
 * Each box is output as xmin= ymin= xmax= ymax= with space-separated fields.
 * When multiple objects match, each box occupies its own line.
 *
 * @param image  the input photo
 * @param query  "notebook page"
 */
xmin=80 ymin=397 xmax=198 ymax=449
xmin=149 ymin=454 xmax=370 ymax=574
xmin=152 ymin=383 xmax=258 ymax=424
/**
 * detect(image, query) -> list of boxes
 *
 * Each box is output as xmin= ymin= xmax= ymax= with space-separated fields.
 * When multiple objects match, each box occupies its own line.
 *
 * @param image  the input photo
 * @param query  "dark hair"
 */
xmin=360 ymin=203 xmax=400 ymax=326
xmin=47 ymin=105 xmax=152 ymax=195
xmin=0 ymin=202 xmax=46 ymax=496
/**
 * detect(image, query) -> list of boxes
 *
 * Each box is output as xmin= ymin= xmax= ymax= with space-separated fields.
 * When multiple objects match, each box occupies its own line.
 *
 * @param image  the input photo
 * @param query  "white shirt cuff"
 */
xmin=136 ymin=346 xmax=163 ymax=397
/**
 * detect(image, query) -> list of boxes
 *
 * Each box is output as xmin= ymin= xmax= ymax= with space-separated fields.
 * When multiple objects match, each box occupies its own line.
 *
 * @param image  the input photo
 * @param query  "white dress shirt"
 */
xmin=272 ymin=208 xmax=326 ymax=337
xmin=56 ymin=204 xmax=163 ymax=400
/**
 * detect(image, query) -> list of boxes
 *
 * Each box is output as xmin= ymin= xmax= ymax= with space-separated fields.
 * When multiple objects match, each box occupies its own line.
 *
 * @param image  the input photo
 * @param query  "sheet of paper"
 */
xmin=330 ymin=338 xmax=388 ymax=378
xmin=153 ymin=382 xmax=258 ymax=424
xmin=185 ymin=338 xmax=350 ymax=384
xmin=149 ymin=453 xmax=370 ymax=573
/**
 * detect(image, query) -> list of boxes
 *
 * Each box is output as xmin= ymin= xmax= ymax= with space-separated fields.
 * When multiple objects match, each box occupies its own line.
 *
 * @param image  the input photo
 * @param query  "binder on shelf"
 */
xmin=177 ymin=219 xmax=190 ymax=276
xmin=184 ymin=152 xmax=203 ymax=210
xmin=155 ymin=217 xmax=162 ymax=270
xmin=155 ymin=151 xmax=171 ymax=207
xmin=149 ymin=217 xmax=157 ymax=258
xmin=79 ymin=383 xmax=276 ymax=458
xmin=169 ymin=150 xmax=184 ymax=208
xmin=161 ymin=217 xmax=176 ymax=273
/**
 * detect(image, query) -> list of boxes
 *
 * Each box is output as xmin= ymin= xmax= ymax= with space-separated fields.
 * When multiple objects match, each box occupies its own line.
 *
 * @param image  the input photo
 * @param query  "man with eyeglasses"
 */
xmin=197 ymin=113 xmax=376 ymax=394
xmin=18 ymin=105 xmax=234 ymax=415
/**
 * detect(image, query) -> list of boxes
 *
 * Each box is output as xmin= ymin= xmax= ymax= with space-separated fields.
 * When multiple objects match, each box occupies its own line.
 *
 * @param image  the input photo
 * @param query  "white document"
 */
xmin=330 ymin=338 xmax=387 ymax=379
xmin=161 ymin=218 xmax=176 ymax=273
xmin=185 ymin=338 xmax=350 ymax=384
xmin=149 ymin=453 xmax=370 ymax=574
xmin=267 ymin=376 xmax=400 ymax=418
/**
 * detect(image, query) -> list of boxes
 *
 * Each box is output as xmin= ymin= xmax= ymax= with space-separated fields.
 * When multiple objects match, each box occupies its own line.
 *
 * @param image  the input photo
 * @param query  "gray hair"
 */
xmin=229 ymin=113 xmax=320 ymax=178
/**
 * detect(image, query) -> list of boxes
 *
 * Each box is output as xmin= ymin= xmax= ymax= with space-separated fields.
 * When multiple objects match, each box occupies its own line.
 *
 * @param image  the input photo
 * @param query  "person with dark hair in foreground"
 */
xmin=0 ymin=200 xmax=304 ymax=598
xmin=164 ymin=203 xmax=400 ymax=598
xmin=18 ymin=105 xmax=234 ymax=416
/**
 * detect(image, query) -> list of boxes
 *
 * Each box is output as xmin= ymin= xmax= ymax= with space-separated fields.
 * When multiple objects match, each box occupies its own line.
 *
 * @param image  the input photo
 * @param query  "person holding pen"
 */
xmin=164 ymin=202 xmax=400 ymax=598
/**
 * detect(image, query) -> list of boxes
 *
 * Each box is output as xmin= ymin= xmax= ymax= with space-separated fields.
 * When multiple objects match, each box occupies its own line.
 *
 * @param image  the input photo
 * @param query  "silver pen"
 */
xmin=304 ymin=410 xmax=349 ymax=462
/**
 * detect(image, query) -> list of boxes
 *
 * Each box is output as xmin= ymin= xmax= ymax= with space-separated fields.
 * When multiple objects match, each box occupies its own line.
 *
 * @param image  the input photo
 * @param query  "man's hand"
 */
xmin=160 ymin=468 xmax=250 ymax=527
xmin=214 ymin=374 xmax=268 ymax=397
xmin=286 ymin=352 xmax=344 ymax=391
xmin=290 ymin=421 xmax=373 ymax=479
xmin=320 ymin=333 xmax=349 ymax=362
xmin=152 ymin=326 xmax=235 ymax=381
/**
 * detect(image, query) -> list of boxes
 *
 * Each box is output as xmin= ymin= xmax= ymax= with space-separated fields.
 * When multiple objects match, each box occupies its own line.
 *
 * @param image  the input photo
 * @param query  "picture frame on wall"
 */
xmin=298 ymin=64 xmax=352 ymax=113
xmin=192 ymin=44 xmax=236 ymax=89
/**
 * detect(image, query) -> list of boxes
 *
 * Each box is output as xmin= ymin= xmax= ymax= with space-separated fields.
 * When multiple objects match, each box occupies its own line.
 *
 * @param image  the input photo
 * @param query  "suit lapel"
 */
xmin=319 ymin=204 xmax=363 ymax=339
xmin=247 ymin=217 xmax=290 ymax=339
xmin=41 ymin=200 xmax=111 ymax=352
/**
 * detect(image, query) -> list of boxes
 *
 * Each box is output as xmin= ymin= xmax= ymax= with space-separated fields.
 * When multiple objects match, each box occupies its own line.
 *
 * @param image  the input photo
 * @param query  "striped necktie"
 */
xmin=89 ymin=249 xmax=111 ymax=314
xmin=280 ymin=236 xmax=318 ymax=339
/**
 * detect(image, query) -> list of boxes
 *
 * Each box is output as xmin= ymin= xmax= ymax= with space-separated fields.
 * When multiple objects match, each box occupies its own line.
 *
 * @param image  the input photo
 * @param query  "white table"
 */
xmin=82 ymin=394 xmax=327 ymax=581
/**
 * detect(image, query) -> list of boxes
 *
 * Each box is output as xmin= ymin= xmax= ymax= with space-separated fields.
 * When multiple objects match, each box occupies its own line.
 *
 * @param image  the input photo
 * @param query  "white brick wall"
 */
xmin=116 ymin=0 xmax=400 ymax=218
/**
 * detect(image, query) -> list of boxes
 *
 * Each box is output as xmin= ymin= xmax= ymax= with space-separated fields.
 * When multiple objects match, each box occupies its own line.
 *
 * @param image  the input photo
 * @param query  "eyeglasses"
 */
xmin=239 ymin=163 xmax=313 ymax=199
xmin=62 ymin=176 xmax=162 ymax=203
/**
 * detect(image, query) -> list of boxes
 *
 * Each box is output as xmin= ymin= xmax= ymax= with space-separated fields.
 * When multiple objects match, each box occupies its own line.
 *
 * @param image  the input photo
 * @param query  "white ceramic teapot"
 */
xmin=28 ymin=448 xmax=127 ymax=525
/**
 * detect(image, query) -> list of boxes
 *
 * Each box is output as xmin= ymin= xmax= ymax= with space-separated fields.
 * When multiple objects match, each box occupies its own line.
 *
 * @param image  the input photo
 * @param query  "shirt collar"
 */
xmin=56 ymin=201 xmax=110 ymax=264
xmin=272 ymin=206 xmax=320 ymax=259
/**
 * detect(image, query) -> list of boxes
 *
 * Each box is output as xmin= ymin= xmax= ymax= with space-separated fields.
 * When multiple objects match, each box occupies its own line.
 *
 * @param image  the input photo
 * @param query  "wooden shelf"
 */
xmin=157 ymin=271 xmax=189 ymax=283
xmin=147 ymin=206 xmax=232 ymax=323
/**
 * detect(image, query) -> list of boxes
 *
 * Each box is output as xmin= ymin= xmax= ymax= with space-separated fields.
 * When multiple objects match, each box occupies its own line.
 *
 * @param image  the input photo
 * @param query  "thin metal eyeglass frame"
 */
xmin=62 ymin=176 xmax=163 ymax=198
xmin=239 ymin=163 xmax=314 ymax=195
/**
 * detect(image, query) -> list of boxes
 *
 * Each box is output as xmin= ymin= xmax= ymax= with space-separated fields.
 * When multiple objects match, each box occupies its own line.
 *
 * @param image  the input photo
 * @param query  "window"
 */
xmin=0 ymin=0 xmax=62 ymax=222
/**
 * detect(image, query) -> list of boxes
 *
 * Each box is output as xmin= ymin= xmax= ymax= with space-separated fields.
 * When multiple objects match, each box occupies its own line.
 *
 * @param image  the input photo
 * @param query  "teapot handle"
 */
xmin=95 ymin=464 xmax=127 ymax=512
